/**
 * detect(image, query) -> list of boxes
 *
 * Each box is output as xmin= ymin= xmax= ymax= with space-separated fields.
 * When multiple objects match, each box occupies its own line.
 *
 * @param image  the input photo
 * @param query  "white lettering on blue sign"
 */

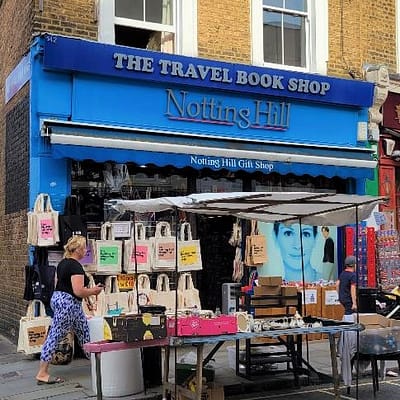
xmin=113 ymin=52 xmax=331 ymax=96
xmin=190 ymin=155 xmax=274 ymax=172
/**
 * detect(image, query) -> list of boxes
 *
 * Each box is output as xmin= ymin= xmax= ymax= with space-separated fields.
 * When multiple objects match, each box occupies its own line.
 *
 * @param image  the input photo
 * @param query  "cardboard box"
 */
xmin=251 ymin=297 xmax=281 ymax=306
xmin=253 ymin=285 xmax=281 ymax=296
xmin=258 ymin=276 xmax=282 ymax=286
xmin=281 ymin=286 xmax=298 ymax=296
xmin=254 ymin=306 xmax=296 ymax=317
xmin=358 ymin=313 xmax=400 ymax=329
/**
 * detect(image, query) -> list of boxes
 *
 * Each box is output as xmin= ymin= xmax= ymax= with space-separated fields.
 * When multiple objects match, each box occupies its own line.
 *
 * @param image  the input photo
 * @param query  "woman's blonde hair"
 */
xmin=64 ymin=235 xmax=86 ymax=258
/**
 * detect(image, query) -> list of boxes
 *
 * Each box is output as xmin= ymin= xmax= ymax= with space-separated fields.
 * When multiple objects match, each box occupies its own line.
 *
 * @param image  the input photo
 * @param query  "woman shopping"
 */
xmin=36 ymin=235 xmax=104 ymax=385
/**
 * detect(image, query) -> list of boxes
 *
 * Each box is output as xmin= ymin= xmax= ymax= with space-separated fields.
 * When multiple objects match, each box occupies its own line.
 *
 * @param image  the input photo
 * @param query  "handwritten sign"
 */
xmin=112 ymin=222 xmax=132 ymax=238
xmin=157 ymin=242 xmax=175 ymax=260
xmin=179 ymin=245 xmax=200 ymax=265
xmin=99 ymin=246 xmax=120 ymax=266
xmin=302 ymin=289 xmax=318 ymax=305
xmin=39 ymin=219 xmax=54 ymax=239
xmin=130 ymin=245 xmax=149 ymax=264
xmin=117 ymin=274 xmax=135 ymax=290
xmin=28 ymin=326 xmax=48 ymax=346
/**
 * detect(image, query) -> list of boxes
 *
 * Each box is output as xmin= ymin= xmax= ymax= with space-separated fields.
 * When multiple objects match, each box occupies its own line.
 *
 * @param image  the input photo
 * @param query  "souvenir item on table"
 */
xmin=244 ymin=220 xmax=267 ymax=266
xmin=58 ymin=195 xmax=87 ymax=245
xmin=50 ymin=331 xmax=74 ymax=365
xmin=177 ymin=273 xmax=201 ymax=310
xmin=152 ymin=222 xmax=176 ymax=271
xmin=17 ymin=300 xmax=52 ymax=355
xmin=234 ymin=312 xmax=253 ymax=333
xmin=166 ymin=314 xmax=237 ymax=337
xmin=152 ymin=273 xmax=177 ymax=312
xmin=124 ymin=223 xmax=152 ymax=273
xmin=128 ymin=274 xmax=155 ymax=313
xmin=177 ymin=222 xmax=202 ymax=272
xmin=104 ymin=275 xmax=130 ymax=316
xmin=27 ymin=193 xmax=60 ymax=247
xmin=81 ymin=239 xmax=97 ymax=273
xmin=95 ymin=222 xmax=122 ymax=274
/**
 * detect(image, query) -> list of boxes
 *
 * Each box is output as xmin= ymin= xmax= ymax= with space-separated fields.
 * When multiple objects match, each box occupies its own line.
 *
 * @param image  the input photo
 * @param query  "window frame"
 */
xmin=251 ymin=0 xmax=328 ymax=74
xmin=98 ymin=0 xmax=197 ymax=56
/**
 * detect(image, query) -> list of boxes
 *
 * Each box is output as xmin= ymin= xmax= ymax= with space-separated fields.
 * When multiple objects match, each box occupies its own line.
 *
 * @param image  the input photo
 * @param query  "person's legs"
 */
xmin=36 ymin=292 xmax=74 ymax=383
xmin=71 ymin=302 xmax=91 ymax=358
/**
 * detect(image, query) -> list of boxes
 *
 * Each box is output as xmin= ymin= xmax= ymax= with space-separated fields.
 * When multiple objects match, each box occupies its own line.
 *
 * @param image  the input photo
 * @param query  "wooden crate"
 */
xmin=321 ymin=286 xmax=344 ymax=339
xmin=299 ymin=287 xmax=322 ymax=341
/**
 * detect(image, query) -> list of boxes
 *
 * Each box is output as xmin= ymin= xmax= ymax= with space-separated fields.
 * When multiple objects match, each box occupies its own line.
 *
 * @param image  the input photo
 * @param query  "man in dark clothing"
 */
xmin=321 ymin=226 xmax=335 ymax=280
xmin=336 ymin=255 xmax=357 ymax=315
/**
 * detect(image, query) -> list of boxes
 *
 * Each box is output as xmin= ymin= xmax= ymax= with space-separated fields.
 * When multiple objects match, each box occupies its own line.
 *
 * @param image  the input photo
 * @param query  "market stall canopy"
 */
xmin=111 ymin=192 xmax=386 ymax=226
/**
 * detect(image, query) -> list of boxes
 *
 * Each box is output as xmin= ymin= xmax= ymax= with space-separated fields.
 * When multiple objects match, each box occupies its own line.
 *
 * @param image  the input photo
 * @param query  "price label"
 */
xmin=117 ymin=274 xmax=135 ymax=290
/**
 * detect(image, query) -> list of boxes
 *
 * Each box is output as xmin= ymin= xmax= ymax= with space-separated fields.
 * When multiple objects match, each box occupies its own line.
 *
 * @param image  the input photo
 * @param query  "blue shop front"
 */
xmin=27 ymin=34 xmax=376 ymax=295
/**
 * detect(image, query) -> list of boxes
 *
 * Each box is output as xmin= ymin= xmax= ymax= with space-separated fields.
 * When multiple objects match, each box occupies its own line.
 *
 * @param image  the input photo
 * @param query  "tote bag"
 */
xmin=96 ymin=222 xmax=122 ymax=274
xmin=128 ymin=274 xmax=156 ymax=313
xmin=58 ymin=195 xmax=87 ymax=245
xmin=81 ymin=239 xmax=97 ymax=273
xmin=177 ymin=273 xmax=202 ymax=310
xmin=27 ymin=193 xmax=60 ymax=247
xmin=152 ymin=222 xmax=176 ymax=271
xmin=17 ymin=300 xmax=52 ymax=355
xmin=244 ymin=220 xmax=267 ymax=266
xmin=177 ymin=222 xmax=202 ymax=272
xmin=124 ymin=223 xmax=152 ymax=273
xmin=152 ymin=273 xmax=176 ymax=312
xmin=82 ymin=273 xmax=105 ymax=317
xmin=50 ymin=331 xmax=74 ymax=365
xmin=103 ymin=275 xmax=130 ymax=316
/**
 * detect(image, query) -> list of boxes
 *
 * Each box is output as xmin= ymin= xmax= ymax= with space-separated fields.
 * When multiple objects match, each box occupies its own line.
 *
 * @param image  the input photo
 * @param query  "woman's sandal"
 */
xmin=37 ymin=376 xmax=65 ymax=385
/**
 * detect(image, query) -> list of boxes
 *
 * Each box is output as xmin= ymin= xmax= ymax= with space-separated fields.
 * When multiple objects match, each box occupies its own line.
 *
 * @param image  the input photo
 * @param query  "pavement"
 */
xmin=1 ymin=335 xmax=400 ymax=400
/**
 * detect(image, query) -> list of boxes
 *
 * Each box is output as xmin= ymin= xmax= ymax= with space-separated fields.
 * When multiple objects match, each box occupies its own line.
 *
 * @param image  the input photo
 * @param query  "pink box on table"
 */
xmin=167 ymin=315 xmax=238 ymax=336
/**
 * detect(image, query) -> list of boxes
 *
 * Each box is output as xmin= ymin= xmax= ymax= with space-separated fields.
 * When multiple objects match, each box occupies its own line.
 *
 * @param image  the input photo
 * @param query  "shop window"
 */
xmin=98 ymin=0 xmax=197 ymax=56
xmin=251 ymin=0 xmax=328 ymax=73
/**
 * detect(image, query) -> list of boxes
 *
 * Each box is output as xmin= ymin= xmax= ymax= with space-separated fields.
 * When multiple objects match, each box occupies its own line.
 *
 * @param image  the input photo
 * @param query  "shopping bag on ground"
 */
xmin=17 ymin=300 xmax=52 ymax=355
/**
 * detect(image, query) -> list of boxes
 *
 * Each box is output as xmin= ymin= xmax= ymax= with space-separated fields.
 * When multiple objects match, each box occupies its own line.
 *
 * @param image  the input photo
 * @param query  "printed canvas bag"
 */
xmin=95 ymin=222 xmax=122 ymax=274
xmin=177 ymin=273 xmax=202 ymax=310
xmin=152 ymin=273 xmax=176 ymax=312
xmin=124 ymin=223 xmax=152 ymax=273
xmin=128 ymin=274 xmax=155 ymax=313
xmin=152 ymin=222 xmax=176 ymax=271
xmin=178 ymin=222 xmax=202 ymax=272
xmin=103 ymin=275 xmax=130 ymax=316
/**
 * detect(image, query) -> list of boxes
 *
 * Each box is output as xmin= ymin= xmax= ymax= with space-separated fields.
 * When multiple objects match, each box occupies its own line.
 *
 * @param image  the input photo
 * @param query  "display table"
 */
xmin=84 ymin=322 xmax=363 ymax=400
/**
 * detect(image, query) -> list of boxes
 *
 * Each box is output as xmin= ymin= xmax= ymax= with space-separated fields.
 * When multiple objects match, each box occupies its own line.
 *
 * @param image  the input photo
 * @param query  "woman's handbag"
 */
xmin=177 ymin=273 xmax=201 ymax=310
xmin=50 ymin=331 xmax=74 ymax=365
xmin=244 ymin=220 xmax=267 ymax=266
xmin=103 ymin=275 xmax=130 ymax=315
xmin=124 ymin=223 xmax=152 ymax=273
xmin=27 ymin=193 xmax=60 ymax=247
xmin=95 ymin=222 xmax=122 ymax=274
xmin=128 ymin=274 xmax=155 ymax=313
xmin=177 ymin=222 xmax=202 ymax=272
xmin=17 ymin=300 xmax=52 ymax=355
xmin=152 ymin=273 xmax=176 ymax=312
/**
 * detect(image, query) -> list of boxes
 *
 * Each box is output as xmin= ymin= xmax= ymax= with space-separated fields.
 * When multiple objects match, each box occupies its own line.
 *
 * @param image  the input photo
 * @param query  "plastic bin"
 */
xmin=359 ymin=327 xmax=398 ymax=354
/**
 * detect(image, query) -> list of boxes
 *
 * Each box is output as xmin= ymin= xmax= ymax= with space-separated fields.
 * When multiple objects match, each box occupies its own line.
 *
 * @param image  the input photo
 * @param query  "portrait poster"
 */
xmin=257 ymin=222 xmax=338 ymax=283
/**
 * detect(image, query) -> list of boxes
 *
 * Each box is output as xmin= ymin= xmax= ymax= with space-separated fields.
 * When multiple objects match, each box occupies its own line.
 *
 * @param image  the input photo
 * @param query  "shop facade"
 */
xmin=19 ymin=33 xmax=377 ymax=306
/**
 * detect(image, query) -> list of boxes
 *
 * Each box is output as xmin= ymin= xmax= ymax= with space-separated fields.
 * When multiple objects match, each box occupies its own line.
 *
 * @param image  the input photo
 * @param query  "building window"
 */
xmin=98 ymin=0 xmax=197 ymax=56
xmin=251 ymin=0 xmax=328 ymax=73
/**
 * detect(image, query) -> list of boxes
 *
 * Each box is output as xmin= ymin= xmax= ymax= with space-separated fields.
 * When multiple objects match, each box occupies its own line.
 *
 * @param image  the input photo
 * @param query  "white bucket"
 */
xmin=87 ymin=317 xmax=144 ymax=397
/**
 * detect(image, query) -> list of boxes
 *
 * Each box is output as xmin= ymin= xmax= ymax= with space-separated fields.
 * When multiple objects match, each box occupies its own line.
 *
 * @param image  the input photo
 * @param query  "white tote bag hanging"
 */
xmin=17 ymin=300 xmax=52 ymax=355
xmin=177 ymin=222 xmax=203 ymax=272
xmin=152 ymin=222 xmax=176 ymax=271
xmin=82 ymin=273 xmax=105 ymax=317
xmin=124 ymin=223 xmax=152 ymax=273
xmin=95 ymin=222 xmax=122 ymax=274
xmin=152 ymin=273 xmax=176 ymax=312
xmin=128 ymin=274 xmax=155 ymax=313
xmin=103 ymin=275 xmax=130 ymax=316
xmin=27 ymin=193 xmax=60 ymax=246
xmin=177 ymin=273 xmax=202 ymax=310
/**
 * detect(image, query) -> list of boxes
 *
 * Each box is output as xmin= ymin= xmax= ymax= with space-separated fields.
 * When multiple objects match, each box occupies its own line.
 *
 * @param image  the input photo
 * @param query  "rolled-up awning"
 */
xmin=42 ymin=119 xmax=377 ymax=179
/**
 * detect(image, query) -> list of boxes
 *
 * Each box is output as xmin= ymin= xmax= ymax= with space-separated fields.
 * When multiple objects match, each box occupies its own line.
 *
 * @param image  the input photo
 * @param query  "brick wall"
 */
xmin=328 ymin=0 xmax=397 ymax=77
xmin=198 ymin=0 xmax=251 ymax=63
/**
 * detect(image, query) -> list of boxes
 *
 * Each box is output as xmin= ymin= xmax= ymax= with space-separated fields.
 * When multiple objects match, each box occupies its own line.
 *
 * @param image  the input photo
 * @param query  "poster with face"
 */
xmin=257 ymin=222 xmax=338 ymax=283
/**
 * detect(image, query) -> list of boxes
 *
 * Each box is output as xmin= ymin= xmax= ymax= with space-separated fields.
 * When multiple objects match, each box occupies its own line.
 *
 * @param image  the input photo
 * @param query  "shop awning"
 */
xmin=42 ymin=120 xmax=377 ymax=179
xmin=110 ymin=192 xmax=385 ymax=226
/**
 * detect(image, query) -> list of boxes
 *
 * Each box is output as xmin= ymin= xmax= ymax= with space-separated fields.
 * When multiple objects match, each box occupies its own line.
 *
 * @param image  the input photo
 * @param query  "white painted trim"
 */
xmin=98 ymin=0 xmax=115 ymax=43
